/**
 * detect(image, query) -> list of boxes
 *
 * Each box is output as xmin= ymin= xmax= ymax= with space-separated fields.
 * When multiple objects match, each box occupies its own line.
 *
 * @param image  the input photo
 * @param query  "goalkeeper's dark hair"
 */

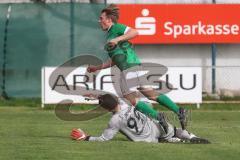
xmin=98 ymin=94 xmax=119 ymax=111
xmin=101 ymin=4 xmax=119 ymax=23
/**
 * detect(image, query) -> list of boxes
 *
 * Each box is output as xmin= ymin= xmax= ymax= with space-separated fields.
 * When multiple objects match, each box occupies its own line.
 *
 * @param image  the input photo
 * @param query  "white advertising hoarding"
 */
xmin=41 ymin=66 xmax=202 ymax=107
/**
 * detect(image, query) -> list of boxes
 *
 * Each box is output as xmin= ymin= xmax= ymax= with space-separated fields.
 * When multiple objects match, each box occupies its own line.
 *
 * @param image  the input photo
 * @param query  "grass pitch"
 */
xmin=0 ymin=104 xmax=240 ymax=160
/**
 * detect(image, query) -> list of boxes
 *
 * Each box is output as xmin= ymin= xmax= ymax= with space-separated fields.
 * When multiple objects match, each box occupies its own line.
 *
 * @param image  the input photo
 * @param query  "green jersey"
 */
xmin=105 ymin=23 xmax=141 ymax=71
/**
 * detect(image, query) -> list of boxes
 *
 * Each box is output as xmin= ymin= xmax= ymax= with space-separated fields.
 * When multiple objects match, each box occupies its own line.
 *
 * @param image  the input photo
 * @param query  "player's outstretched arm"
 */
xmin=71 ymin=128 xmax=109 ymax=142
xmin=71 ymin=119 xmax=119 ymax=142
xmin=109 ymin=28 xmax=138 ymax=45
xmin=87 ymin=59 xmax=115 ymax=73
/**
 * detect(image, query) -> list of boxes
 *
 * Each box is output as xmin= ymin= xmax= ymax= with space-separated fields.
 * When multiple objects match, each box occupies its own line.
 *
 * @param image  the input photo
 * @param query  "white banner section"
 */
xmin=41 ymin=67 xmax=202 ymax=107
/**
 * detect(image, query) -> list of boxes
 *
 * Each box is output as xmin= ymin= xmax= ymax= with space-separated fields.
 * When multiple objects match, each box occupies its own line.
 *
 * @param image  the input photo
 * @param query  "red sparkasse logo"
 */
xmin=118 ymin=4 xmax=240 ymax=44
xmin=135 ymin=9 xmax=156 ymax=35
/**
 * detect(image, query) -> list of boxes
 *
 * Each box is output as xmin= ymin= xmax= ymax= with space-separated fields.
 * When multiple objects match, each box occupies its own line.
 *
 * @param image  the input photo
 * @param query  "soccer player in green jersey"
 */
xmin=87 ymin=4 xmax=187 ymax=130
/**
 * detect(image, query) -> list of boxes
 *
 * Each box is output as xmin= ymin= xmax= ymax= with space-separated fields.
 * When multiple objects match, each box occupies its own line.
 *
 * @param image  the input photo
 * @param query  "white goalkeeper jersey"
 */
xmin=89 ymin=105 xmax=174 ymax=142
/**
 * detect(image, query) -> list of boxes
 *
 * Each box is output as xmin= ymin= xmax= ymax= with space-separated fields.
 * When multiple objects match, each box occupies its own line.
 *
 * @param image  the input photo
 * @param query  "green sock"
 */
xmin=135 ymin=101 xmax=158 ymax=119
xmin=157 ymin=94 xmax=179 ymax=114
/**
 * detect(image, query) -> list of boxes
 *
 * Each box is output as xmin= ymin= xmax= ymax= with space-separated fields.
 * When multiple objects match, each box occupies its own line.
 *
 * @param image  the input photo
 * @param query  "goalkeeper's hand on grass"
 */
xmin=71 ymin=128 xmax=88 ymax=141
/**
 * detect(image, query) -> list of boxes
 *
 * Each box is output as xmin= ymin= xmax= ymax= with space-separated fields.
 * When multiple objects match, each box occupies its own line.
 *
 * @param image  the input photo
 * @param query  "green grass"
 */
xmin=1 ymin=98 xmax=240 ymax=111
xmin=0 ymin=105 xmax=240 ymax=160
xmin=0 ymin=98 xmax=41 ymax=107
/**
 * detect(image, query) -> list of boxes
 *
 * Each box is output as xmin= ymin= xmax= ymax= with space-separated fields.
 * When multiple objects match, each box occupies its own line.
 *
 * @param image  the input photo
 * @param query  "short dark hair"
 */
xmin=98 ymin=94 xmax=119 ymax=111
xmin=101 ymin=4 xmax=119 ymax=23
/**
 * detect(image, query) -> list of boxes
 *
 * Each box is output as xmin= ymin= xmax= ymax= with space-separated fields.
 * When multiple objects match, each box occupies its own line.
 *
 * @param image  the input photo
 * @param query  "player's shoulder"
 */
xmin=109 ymin=112 xmax=121 ymax=127
xmin=120 ymin=103 xmax=130 ymax=111
xmin=114 ymin=23 xmax=126 ymax=27
xmin=111 ymin=104 xmax=131 ymax=120
xmin=111 ymin=23 xmax=127 ymax=31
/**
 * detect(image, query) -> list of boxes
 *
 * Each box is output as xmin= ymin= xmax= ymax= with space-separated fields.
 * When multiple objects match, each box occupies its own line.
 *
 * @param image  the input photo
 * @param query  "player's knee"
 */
xmin=131 ymin=101 xmax=137 ymax=106
xmin=125 ymin=98 xmax=137 ymax=106
xmin=123 ymin=92 xmax=138 ymax=106
xmin=146 ymin=95 xmax=157 ymax=101
xmin=127 ymin=98 xmax=137 ymax=106
xmin=139 ymin=87 xmax=158 ymax=101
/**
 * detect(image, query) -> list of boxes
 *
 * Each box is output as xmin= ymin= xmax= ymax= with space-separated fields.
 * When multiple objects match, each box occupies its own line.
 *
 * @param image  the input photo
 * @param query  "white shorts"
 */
xmin=119 ymin=65 xmax=152 ymax=96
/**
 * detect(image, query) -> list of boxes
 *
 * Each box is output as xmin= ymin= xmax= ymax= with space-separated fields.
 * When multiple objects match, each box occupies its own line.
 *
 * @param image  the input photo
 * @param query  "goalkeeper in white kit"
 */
xmin=71 ymin=94 xmax=210 ymax=144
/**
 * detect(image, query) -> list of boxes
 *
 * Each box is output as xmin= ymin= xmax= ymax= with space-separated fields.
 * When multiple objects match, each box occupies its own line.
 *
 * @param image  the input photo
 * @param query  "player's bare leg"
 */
xmin=122 ymin=91 xmax=138 ymax=106
xmin=123 ymin=91 xmax=159 ymax=119
xmin=137 ymin=86 xmax=158 ymax=101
